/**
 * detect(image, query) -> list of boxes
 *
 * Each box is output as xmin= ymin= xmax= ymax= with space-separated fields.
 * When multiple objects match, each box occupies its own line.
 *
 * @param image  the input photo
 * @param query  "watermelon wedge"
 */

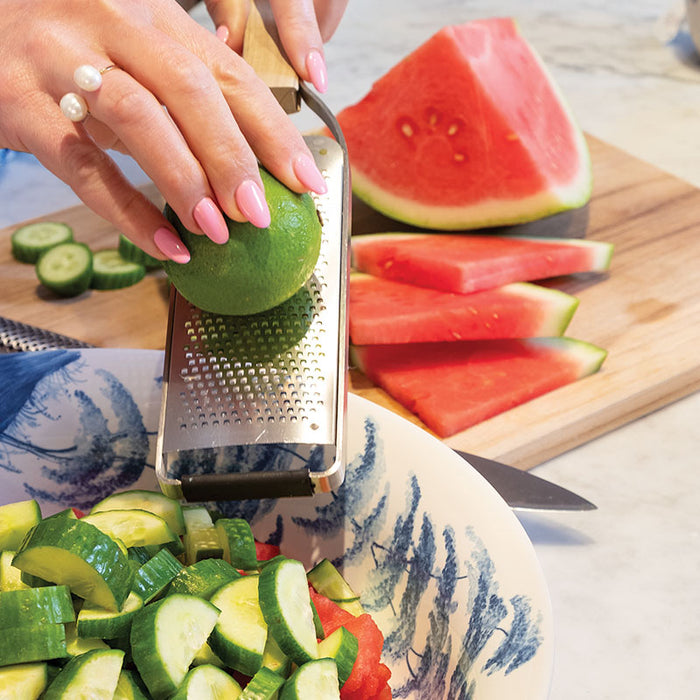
xmin=351 ymin=233 xmax=613 ymax=294
xmin=333 ymin=17 xmax=592 ymax=229
xmin=351 ymin=338 xmax=606 ymax=438
xmin=349 ymin=273 xmax=578 ymax=344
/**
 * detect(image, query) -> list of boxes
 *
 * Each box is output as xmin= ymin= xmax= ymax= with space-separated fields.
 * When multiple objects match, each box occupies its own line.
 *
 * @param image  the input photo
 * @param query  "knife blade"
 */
xmin=456 ymin=450 xmax=597 ymax=511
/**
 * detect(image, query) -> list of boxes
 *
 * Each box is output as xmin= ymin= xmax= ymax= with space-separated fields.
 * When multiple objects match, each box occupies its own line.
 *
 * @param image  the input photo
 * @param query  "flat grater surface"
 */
xmin=156 ymin=132 xmax=349 ymax=502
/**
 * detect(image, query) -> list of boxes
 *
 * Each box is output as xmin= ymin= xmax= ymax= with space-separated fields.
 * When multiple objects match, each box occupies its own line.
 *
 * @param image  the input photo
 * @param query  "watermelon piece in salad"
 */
xmin=333 ymin=17 xmax=592 ymax=230
xmin=351 ymin=338 xmax=606 ymax=437
xmin=351 ymin=233 xmax=613 ymax=295
xmin=349 ymin=272 xmax=578 ymax=344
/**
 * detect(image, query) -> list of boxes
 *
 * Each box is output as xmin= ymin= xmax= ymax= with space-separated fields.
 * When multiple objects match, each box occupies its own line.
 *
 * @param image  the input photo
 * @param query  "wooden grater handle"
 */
xmin=242 ymin=0 xmax=300 ymax=114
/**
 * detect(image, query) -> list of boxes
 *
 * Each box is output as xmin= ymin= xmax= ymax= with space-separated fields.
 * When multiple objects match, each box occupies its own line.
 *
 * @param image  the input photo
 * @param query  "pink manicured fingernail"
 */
xmin=305 ymin=49 xmax=328 ymax=93
xmin=154 ymin=227 xmax=190 ymax=264
xmin=293 ymin=153 xmax=328 ymax=195
xmin=216 ymin=25 xmax=229 ymax=43
xmin=235 ymin=180 xmax=271 ymax=228
xmin=193 ymin=197 xmax=229 ymax=244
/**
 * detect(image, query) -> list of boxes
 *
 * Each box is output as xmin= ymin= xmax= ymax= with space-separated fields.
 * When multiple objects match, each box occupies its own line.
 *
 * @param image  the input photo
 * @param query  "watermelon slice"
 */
xmin=351 ymin=338 xmax=606 ymax=437
xmin=351 ymin=233 xmax=613 ymax=294
xmin=349 ymin=273 xmax=578 ymax=344
xmin=334 ymin=17 xmax=592 ymax=229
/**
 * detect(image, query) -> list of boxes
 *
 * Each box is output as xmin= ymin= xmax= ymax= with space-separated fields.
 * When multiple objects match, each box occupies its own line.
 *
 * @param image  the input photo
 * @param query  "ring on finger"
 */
xmin=60 ymin=64 xmax=118 ymax=122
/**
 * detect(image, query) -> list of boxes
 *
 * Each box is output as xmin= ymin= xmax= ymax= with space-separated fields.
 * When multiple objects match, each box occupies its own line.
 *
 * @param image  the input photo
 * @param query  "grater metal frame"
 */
xmin=155 ymin=82 xmax=350 ymax=502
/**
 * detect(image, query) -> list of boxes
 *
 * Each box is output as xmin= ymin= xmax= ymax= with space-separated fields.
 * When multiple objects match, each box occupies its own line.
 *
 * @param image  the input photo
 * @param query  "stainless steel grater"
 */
xmin=155 ymin=83 xmax=351 ymax=502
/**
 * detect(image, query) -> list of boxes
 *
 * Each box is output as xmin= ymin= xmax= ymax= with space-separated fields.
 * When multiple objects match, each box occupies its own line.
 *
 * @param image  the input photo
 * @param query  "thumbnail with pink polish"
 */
xmin=236 ymin=180 xmax=271 ymax=229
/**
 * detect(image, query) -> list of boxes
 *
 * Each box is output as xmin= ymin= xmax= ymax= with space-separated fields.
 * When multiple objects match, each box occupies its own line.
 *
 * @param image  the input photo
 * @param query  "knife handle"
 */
xmin=243 ymin=0 xmax=300 ymax=114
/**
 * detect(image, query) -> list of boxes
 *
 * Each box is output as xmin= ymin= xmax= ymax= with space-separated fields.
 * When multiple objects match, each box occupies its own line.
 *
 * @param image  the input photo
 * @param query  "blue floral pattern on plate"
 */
xmin=0 ymin=349 xmax=553 ymax=699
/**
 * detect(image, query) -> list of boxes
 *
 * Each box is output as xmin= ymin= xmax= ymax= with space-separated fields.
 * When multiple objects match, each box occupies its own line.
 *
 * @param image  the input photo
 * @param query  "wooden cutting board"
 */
xmin=2 ymin=135 xmax=699 ymax=469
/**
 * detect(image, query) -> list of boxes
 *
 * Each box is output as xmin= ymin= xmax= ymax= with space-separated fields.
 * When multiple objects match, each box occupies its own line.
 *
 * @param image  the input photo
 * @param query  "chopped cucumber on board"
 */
xmin=11 ymin=221 xmax=74 ymax=263
xmin=0 ymin=490 xmax=389 ymax=697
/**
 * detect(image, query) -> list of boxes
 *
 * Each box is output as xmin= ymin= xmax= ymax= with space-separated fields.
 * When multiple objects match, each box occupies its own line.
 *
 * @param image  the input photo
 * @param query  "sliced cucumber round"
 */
xmin=36 ymin=241 xmax=93 ymax=297
xmin=280 ymin=658 xmax=340 ymax=700
xmin=42 ymin=648 xmax=125 ymax=700
xmin=81 ymin=509 xmax=180 ymax=550
xmin=12 ymin=517 xmax=133 ymax=611
xmin=171 ymin=663 xmax=243 ymax=699
xmin=209 ymin=575 xmax=268 ymax=677
xmin=259 ymin=558 xmax=318 ymax=667
xmin=89 ymin=249 xmax=146 ymax=290
xmin=11 ymin=221 xmax=74 ymax=263
xmin=90 ymin=489 xmax=186 ymax=536
xmin=130 ymin=593 xmax=220 ymax=700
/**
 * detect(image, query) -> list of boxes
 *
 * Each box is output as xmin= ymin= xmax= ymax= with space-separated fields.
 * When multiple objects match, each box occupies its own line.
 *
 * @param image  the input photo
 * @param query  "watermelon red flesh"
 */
xmin=335 ymin=17 xmax=592 ymax=229
xmin=351 ymin=338 xmax=606 ymax=438
xmin=351 ymin=233 xmax=613 ymax=294
xmin=349 ymin=273 xmax=578 ymax=344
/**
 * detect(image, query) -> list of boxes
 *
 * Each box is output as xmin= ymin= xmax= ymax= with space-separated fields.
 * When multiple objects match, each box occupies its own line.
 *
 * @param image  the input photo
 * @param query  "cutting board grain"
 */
xmin=1 ymin=135 xmax=698 ymax=468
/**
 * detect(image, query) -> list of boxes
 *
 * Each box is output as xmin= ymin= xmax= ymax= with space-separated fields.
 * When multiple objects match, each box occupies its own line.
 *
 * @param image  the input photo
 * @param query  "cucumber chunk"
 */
xmin=168 ymin=557 xmax=240 ymax=599
xmin=64 ymin=621 xmax=110 ymax=657
xmin=0 ymin=550 xmax=28 ymax=591
xmin=0 ymin=497 xmax=42 ymax=550
xmin=171 ymin=663 xmax=243 ymax=699
xmin=81 ymin=509 xmax=181 ymax=550
xmin=114 ymin=669 xmax=151 ymax=700
xmin=0 ymin=623 xmax=68 ymax=666
xmin=317 ymin=626 xmax=359 ymax=686
xmin=90 ymin=489 xmax=186 ymax=536
xmin=184 ymin=526 xmax=224 ymax=565
xmin=209 ymin=575 xmax=268 ymax=677
xmin=90 ymin=249 xmax=146 ymax=290
xmin=77 ymin=591 xmax=143 ymax=640
xmin=0 ymin=662 xmax=48 ymax=700
xmin=259 ymin=558 xmax=318 ymax=667
xmin=0 ymin=585 xmax=75 ymax=627
xmin=216 ymin=518 xmax=258 ymax=570
xmin=12 ymin=516 xmax=133 ymax=611
xmin=130 ymin=593 xmax=220 ymax=700
xmin=132 ymin=547 xmax=183 ymax=604
xmin=280 ymin=658 xmax=340 ymax=700
xmin=36 ymin=241 xmax=93 ymax=297
xmin=11 ymin=221 xmax=73 ymax=263
xmin=42 ymin=648 xmax=125 ymax=699
xmin=307 ymin=558 xmax=364 ymax=616
xmin=239 ymin=666 xmax=285 ymax=699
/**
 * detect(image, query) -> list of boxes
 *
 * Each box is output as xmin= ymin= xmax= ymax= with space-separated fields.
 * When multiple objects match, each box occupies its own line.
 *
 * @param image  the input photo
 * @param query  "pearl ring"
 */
xmin=59 ymin=64 xmax=117 ymax=123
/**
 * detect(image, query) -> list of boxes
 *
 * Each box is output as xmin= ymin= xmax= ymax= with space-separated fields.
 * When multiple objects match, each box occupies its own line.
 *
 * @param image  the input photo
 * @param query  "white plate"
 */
xmin=0 ymin=348 xmax=553 ymax=698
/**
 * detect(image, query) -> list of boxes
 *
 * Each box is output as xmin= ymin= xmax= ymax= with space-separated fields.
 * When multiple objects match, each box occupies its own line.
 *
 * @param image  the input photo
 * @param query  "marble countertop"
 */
xmin=1 ymin=1 xmax=698 ymax=698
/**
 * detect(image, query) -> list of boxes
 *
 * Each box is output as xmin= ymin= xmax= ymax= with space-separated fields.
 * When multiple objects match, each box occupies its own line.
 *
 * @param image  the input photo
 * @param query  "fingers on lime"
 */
xmin=163 ymin=169 xmax=323 ymax=316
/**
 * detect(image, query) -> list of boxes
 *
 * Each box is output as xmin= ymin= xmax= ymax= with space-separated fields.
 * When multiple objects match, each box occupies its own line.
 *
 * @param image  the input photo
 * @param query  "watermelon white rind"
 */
xmin=336 ymin=18 xmax=593 ymax=230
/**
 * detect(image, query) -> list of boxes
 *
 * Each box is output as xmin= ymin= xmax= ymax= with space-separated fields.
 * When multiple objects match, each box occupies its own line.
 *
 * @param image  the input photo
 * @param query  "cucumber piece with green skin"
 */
xmin=182 ymin=505 xmax=215 ymax=533
xmin=259 ymin=558 xmax=318 ymax=667
xmin=118 ymin=233 xmax=163 ymax=269
xmin=90 ymin=489 xmax=186 ymax=536
xmin=0 ymin=662 xmax=48 ymax=700
xmin=317 ymin=627 xmax=358 ymax=687
xmin=306 ymin=558 xmax=364 ymax=616
xmin=132 ymin=547 xmax=183 ymax=603
xmin=81 ymin=509 xmax=181 ymax=550
xmin=0 ymin=550 xmax=28 ymax=591
xmin=171 ymin=663 xmax=243 ymax=699
xmin=0 ymin=585 xmax=75 ymax=627
xmin=261 ymin=633 xmax=292 ymax=677
xmin=191 ymin=641 xmax=225 ymax=668
xmin=42 ymin=648 xmax=125 ymax=699
xmin=130 ymin=593 xmax=220 ymax=700
xmin=12 ymin=516 xmax=133 ymax=611
xmin=215 ymin=518 xmax=258 ymax=570
xmin=77 ymin=591 xmax=143 ymax=639
xmin=209 ymin=575 xmax=268 ymax=677
xmin=239 ymin=666 xmax=285 ymax=699
xmin=0 ymin=623 xmax=68 ymax=666
xmin=279 ymin=658 xmax=340 ymax=700
xmin=114 ymin=669 xmax=151 ymax=700
xmin=11 ymin=221 xmax=73 ymax=263
xmin=36 ymin=241 xmax=93 ymax=297
xmin=90 ymin=249 xmax=146 ymax=290
xmin=64 ymin=621 xmax=110 ymax=657
xmin=184 ymin=526 xmax=224 ymax=565
xmin=168 ymin=557 xmax=240 ymax=599
xmin=0 ymin=497 xmax=41 ymax=550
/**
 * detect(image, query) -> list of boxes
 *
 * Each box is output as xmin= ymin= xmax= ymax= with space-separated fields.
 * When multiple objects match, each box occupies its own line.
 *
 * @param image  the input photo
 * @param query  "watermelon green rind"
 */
xmin=337 ymin=18 xmax=593 ymax=230
xmin=528 ymin=337 xmax=608 ymax=375
xmin=348 ymin=273 xmax=579 ymax=343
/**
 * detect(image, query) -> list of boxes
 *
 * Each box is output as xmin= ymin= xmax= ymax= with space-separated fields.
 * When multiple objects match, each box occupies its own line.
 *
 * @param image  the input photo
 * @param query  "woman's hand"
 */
xmin=203 ymin=0 xmax=349 ymax=93
xmin=0 ymin=0 xmax=333 ymax=262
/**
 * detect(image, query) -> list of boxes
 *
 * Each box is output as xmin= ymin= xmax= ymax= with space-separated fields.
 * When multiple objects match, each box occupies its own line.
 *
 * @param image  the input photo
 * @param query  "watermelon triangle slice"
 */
xmin=334 ymin=17 xmax=592 ymax=230
xmin=351 ymin=338 xmax=606 ymax=438
xmin=351 ymin=233 xmax=613 ymax=294
xmin=349 ymin=273 xmax=579 ymax=344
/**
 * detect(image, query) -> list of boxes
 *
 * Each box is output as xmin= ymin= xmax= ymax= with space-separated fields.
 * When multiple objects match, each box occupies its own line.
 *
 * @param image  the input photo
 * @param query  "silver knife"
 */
xmin=456 ymin=450 xmax=596 ymax=511
xmin=0 ymin=317 xmax=597 ymax=510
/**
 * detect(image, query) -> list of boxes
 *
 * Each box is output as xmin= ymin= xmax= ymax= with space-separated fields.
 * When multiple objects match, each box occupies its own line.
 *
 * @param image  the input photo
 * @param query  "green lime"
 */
xmin=163 ymin=169 xmax=322 ymax=316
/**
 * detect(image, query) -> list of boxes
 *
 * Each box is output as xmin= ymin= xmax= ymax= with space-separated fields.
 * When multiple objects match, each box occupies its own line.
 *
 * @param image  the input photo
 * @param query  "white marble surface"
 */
xmin=1 ymin=2 xmax=699 ymax=698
